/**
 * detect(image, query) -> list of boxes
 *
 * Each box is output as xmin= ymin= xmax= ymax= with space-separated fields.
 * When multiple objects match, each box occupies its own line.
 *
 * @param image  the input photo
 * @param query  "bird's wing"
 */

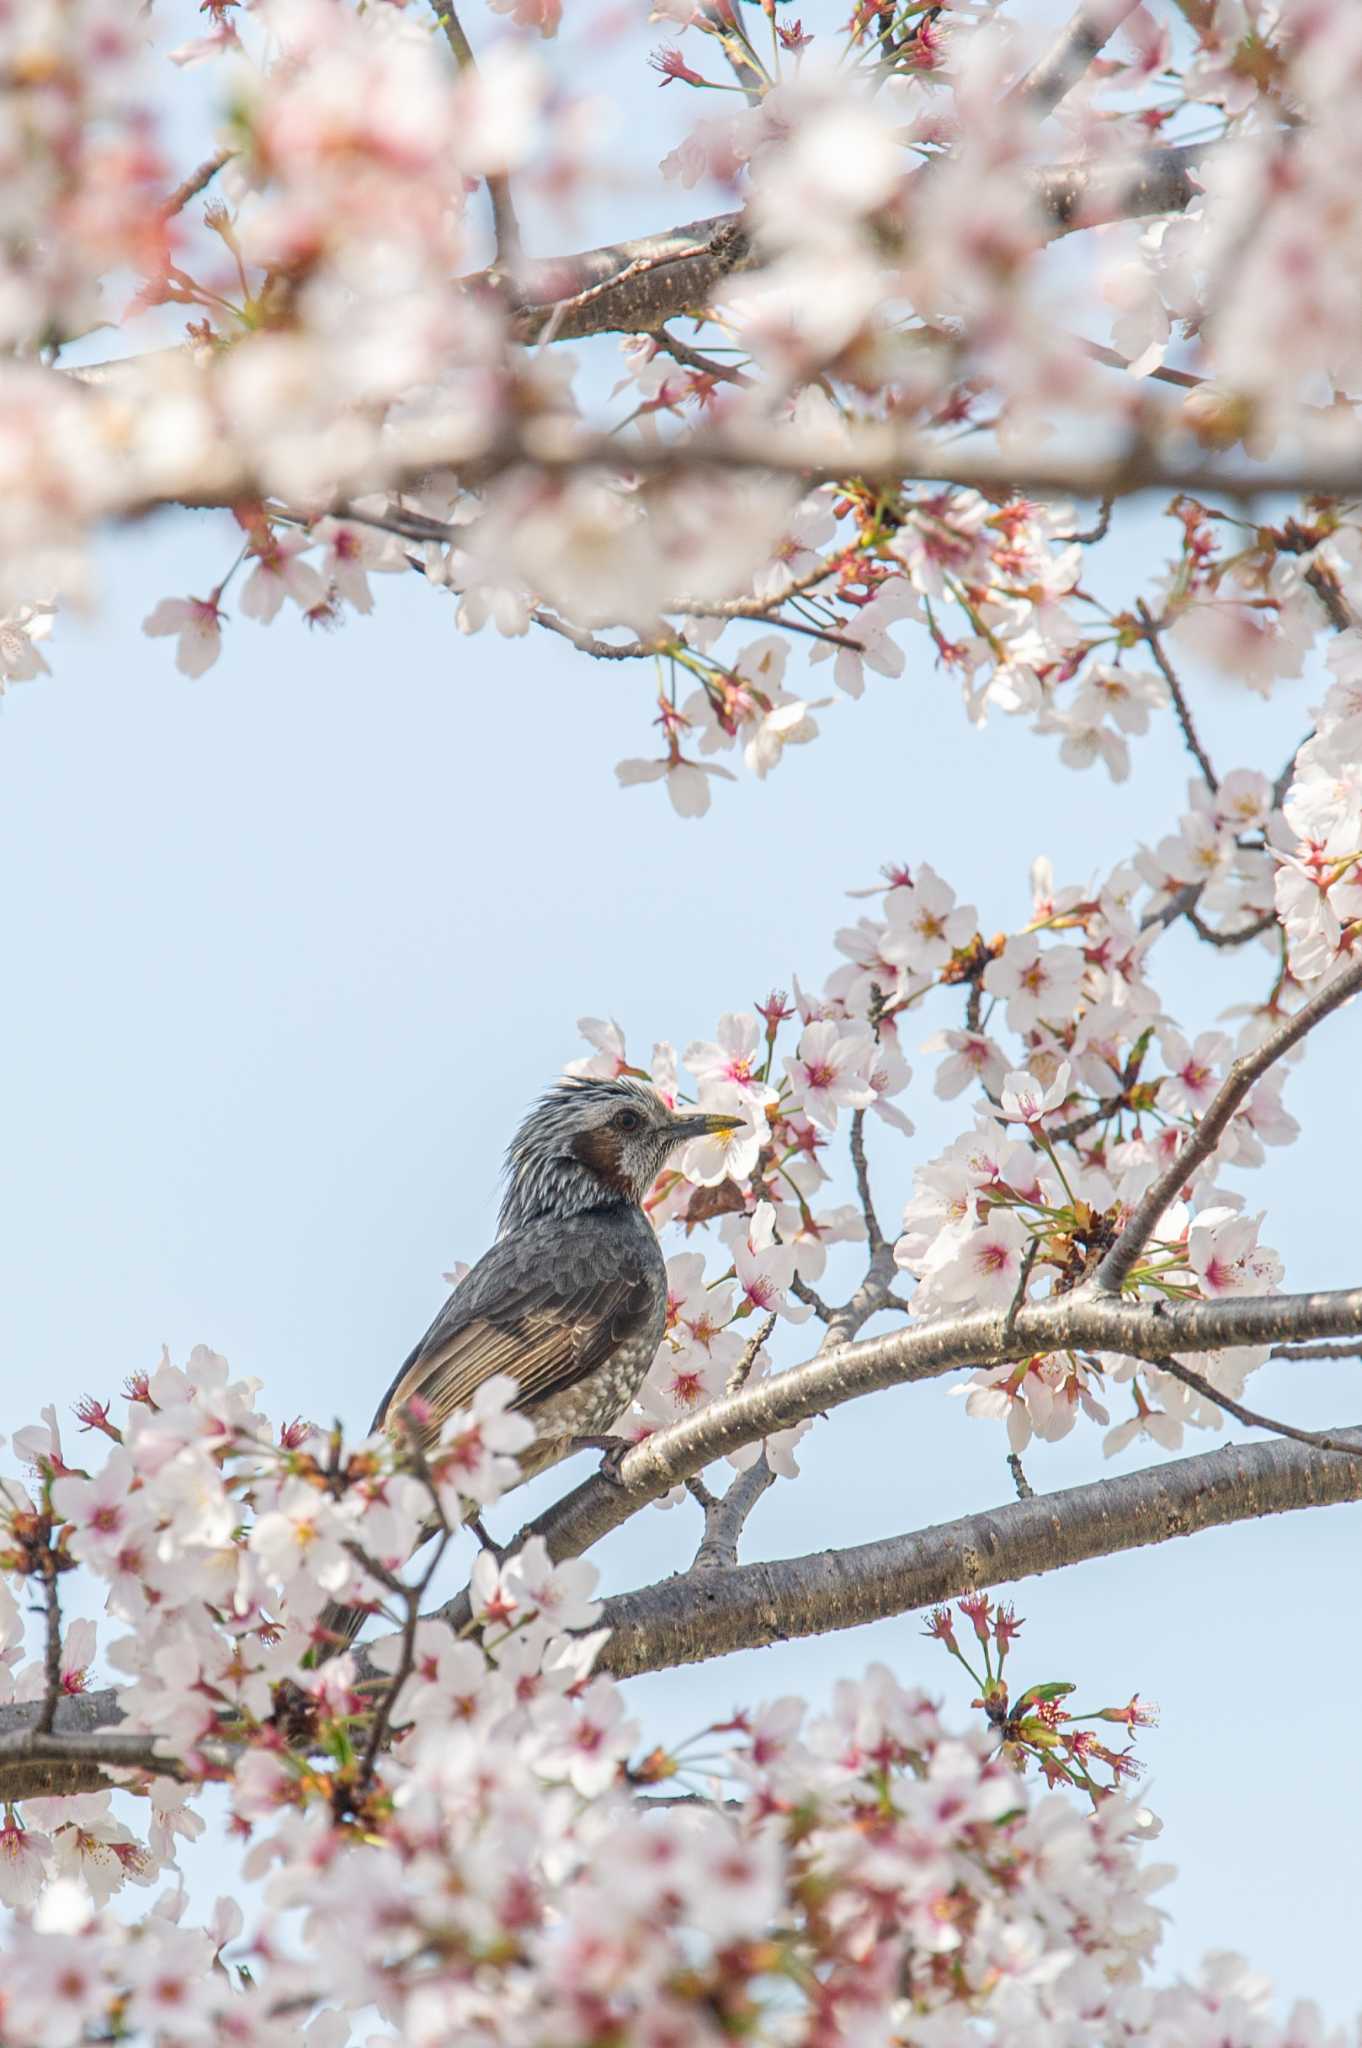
xmin=373 ymin=1213 xmax=660 ymax=1440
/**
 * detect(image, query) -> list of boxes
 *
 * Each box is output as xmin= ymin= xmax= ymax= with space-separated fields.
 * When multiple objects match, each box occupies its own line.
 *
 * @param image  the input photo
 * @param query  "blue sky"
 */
xmin=4 ymin=0 xmax=1361 ymax=2017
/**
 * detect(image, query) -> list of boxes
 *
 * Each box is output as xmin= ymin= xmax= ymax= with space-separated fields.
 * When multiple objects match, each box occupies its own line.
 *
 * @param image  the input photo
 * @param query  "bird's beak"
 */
xmin=669 ymin=1109 xmax=746 ymax=1141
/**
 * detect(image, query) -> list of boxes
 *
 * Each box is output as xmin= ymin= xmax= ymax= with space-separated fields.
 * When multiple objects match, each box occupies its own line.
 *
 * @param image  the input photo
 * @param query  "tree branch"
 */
xmin=1015 ymin=0 xmax=1142 ymax=119
xmin=77 ymin=143 xmax=1203 ymax=397
xmin=687 ymin=1456 xmax=776 ymax=1571
xmin=849 ymin=1109 xmax=885 ymax=1253
xmin=36 ymin=1557 xmax=63 ymax=1735
xmin=84 ymin=390 xmax=1362 ymax=545
xmin=0 ymin=1690 xmax=168 ymax=1804
xmin=434 ymin=1282 xmax=1362 ymax=1622
xmin=1137 ymin=600 xmax=1218 ymax=793
xmin=648 ymin=328 xmax=754 ymax=389
xmin=1091 ymin=953 xmax=1362 ymax=1295
xmin=160 ymin=145 xmax=236 ymax=222
xmin=430 ymin=2 xmax=522 ymax=271
xmin=1149 ymin=1354 xmax=1362 ymax=1457
xmin=695 ymin=1 xmax=769 ymax=104
xmin=11 ymin=1347 xmax=1362 ymax=1791
xmin=592 ymin=1423 xmax=1362 ymax=1676
xmin=1272 ymin=1340 xmax=1362 ymax=1362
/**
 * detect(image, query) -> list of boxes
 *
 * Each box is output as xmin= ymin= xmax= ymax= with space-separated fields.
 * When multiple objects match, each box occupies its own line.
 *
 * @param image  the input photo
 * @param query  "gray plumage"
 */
xmin=317 ymin=1077 xmax=740 ymax=1650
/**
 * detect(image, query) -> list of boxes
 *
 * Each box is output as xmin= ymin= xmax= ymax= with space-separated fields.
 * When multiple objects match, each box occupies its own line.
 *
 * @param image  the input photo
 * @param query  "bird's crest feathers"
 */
xmin=498 ymin=1076 xmax=674 ymax=1233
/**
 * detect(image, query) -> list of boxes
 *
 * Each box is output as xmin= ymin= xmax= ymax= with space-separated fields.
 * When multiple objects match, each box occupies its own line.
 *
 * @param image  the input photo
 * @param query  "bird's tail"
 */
xmin=309 ymin=1504 xmax=456 ymax=1663
xmin=311 ymin=1595 xmax=373 ymax=1662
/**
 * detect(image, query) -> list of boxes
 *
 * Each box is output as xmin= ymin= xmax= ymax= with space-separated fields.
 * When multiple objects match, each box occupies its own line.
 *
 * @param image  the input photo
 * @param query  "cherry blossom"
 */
xmin=882 ymin=863 xmax=978 ymax=977
xmin=141 ymin=597 xmax=224 ymax=678
xmin=783 ymin=1019 xmax=877 ymax=1131
xmin=723 ymin=1203 xmax=813 ymax=1323
xmin=984 ymin=935 xmax=1087 ymax=1036
xmin=0 ymin=602 xmax=55 ymax=688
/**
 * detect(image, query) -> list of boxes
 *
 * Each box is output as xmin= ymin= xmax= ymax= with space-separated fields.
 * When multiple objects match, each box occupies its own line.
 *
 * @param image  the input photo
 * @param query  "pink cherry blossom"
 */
xmin=783 ymin=1019 xmax=877 ymax=1132
xmin=141 ymin=595 xmax=224 ymax=677
xmin=983 ymin=934 xmax=1086 ymax=1034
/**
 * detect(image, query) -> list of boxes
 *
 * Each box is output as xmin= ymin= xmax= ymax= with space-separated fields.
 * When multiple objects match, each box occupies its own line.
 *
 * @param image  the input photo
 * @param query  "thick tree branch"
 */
xmin=434 ymin=1283 xmax=1362 ymax=1616
xmin=0 ymin=1691 xmax=149 ymax=1803
xmin=77 ymin=390 xmax=1362 ymax=545
xmin=1091 ymin=953 xmax=1362 ymax=1295
xmin=592 ymin=1424 xmax=1362 ymax=1676
xmin=10 ymin=1326 xmax=1362 ymax=1794
xmin=76 ymin=143 xmax=1202 ymax=399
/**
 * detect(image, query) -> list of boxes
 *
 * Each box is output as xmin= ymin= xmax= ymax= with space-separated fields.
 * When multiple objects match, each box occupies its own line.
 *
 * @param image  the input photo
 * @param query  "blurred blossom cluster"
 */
xmin=0 ymin=0 xmax=1359 ymax=818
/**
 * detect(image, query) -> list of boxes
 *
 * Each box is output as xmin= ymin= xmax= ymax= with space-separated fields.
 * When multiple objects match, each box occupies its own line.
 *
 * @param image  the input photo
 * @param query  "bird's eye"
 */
xmin=615 ymin=1107 xmax=644 ymax=1132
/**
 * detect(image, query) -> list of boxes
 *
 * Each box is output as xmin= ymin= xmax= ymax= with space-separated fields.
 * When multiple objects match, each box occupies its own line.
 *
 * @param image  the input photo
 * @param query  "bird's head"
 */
xmin=499 ymin=1076 xmax=743 ymax=1230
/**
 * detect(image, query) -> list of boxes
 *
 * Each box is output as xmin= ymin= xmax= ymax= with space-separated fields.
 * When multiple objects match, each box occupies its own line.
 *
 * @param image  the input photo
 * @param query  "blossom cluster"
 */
xmin=1276 ymin=627 xmax=1362 ymax=982
xmin=547 ymin=784 xmax=1315 ymax=1466
xmin=1 ymin=1385 xmax=1345 ymax=2048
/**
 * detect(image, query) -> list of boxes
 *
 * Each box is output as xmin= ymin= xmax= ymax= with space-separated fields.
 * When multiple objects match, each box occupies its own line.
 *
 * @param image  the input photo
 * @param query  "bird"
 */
xmin=316 ymin=1076 xmax=743 ymax=1650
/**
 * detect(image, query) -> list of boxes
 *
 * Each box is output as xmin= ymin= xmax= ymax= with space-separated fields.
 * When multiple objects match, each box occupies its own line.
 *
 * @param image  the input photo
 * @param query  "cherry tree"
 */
xmin=4 ymin=0 xmax=1362 ymax=2038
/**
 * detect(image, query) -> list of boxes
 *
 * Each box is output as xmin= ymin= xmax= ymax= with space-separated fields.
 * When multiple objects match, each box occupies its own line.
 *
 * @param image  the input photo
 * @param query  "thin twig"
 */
xmin=1150 ymin=1354 xmax=1362 ymax=1458
xmin=1091 ymin=951 xmax=1362 ymax=1295
xmin=1003 ymin=1240 xmax=1040 ymax=1346
xmin=788 ymin=1275 xmax=833 ymax=1323
xmin=1048 ymin=1097 xmax=1120 ymax=1145
xmin=648 ymin=328 xmax=754 ymax=389
xmin=726 ymin=1311 xmax=778 ymax=1395
xmin=1007 ymin=1451 xmax=1035 ymax=1501
xmin=430 ymin=2 xmax=522 ymax=269
xmin=160 ymin=146 xmax=237 ymax=221
xmin=36 ymin=1558 xmax=64 ymax=1736
xmin=1057 ymin=497 xmax=1114 ymax=546
xmin=1184 ymin=905 xmax=1277 ymax=949
xmin=1271 ymin=1340 xmax=1362 ymax=1362
xmin=1136 ymin=600 xmax=1218 ymax=793
xmin=353 ymin=1446 xmax=454 ymax=1780
xmin=531 ymin=601 xmax=864 ymax=660
xmin=849 ymin=1109 xmax=884 ymax=1252
xmin=1078 ymin=337 xmax=1204 ymax=390
xmin=1140 ymin=878 xmax=1202 ymax=936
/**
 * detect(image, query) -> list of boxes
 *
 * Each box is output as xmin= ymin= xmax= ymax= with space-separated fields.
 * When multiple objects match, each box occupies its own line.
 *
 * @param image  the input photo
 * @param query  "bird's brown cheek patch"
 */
xmin=570 ymin=1128 xmax=632 ymax=1196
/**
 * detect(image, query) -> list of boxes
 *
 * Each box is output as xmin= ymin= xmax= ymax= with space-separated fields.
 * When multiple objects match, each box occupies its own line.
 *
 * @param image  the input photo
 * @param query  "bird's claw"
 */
xmin=570 ymin=1433 xmax=634 ymax=1489
xmin=468 ymin=1514 xmax=506 ymax=1562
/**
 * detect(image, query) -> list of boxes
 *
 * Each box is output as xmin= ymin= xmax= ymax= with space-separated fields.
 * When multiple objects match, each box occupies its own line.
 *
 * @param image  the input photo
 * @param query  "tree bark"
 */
xmin=459 ymin=1285 xmax=1362 ymax=1587
xmin=593 ymin=1424 xmax=1362 ymax=1676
